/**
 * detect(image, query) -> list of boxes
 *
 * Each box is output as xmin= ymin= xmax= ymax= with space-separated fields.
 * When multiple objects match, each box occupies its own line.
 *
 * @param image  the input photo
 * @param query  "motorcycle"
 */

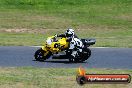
xmin=34 ymin=35 xmax=96 ymax=62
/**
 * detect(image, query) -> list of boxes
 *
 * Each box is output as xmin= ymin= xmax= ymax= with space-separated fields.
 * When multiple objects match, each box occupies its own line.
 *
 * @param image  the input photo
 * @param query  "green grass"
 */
xmin=0 ymin=67 xmax=131 ymax=88
xmin=0 ymin=0 xmax=131 ymax=29
xmin=0 ymin=0 xmax=132 ymax=47
xmin=0 ymin=29 xmax=132 ymax=47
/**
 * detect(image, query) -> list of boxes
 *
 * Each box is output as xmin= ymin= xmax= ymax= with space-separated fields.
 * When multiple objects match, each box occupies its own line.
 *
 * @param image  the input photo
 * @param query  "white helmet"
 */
xmin=65 ymin=28 xmax=74 ymax=37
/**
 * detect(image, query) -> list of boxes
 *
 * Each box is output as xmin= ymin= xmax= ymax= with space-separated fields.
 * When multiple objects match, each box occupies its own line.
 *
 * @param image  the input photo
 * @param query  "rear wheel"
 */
xmin=75 ymin=48 xmax=91 ymax=62
xmin=81 ymin=48 xmax=91 ymax=61
xmin=69 ymin=56 xmax=76 ymax=62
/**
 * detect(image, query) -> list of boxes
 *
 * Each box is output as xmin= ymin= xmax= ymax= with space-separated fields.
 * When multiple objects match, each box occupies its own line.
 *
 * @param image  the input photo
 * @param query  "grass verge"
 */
xmin=0 ymin=67 xmax=131 ymax=88
xmin=0 ymin=29 xmax=132 ymax=47
xmin=0 ymin=0 xmax=132 ymax=47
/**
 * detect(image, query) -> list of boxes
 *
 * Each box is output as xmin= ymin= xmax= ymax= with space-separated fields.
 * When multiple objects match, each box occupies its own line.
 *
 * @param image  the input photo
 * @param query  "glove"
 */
xmin=54 ymin=34 xmax=58 ymax=38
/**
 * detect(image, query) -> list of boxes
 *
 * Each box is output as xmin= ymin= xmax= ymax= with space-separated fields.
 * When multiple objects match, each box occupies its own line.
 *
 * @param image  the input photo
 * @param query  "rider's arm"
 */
xmin=66 ymin=37 xmax=72 ymax=42
xmin=57 ymin=34 xmax=66 ymax=37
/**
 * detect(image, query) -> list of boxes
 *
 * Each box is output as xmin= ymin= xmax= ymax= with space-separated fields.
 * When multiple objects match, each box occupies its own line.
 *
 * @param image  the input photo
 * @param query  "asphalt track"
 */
xmin=0 ymin=46 xmax=132 ymax=69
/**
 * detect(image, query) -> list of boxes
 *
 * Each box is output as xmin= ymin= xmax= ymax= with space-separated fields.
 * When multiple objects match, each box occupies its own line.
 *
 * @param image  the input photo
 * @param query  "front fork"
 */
xmin=41 ymin=46 xmax=50 ymax=57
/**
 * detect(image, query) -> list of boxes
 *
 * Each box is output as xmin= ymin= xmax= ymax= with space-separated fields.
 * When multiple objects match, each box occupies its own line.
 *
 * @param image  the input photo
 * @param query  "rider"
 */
xmin=56 ymin=28 xmax=83 ymax=61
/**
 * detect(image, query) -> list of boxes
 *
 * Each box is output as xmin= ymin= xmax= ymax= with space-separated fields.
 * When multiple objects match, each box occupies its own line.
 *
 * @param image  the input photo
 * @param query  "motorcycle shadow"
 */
xmin=32 ymin=60 xmax=86 ymax=64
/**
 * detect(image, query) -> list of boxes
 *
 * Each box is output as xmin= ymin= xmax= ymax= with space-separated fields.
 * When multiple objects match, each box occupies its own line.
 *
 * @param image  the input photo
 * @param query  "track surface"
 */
xmin=0 ymin=46 xmax=132 ymax=69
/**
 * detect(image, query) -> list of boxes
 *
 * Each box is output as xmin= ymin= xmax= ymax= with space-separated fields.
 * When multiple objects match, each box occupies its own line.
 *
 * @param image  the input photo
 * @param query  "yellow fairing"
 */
xmin=42 ymin=36 xmax=69 ymax=55
xmin=58 ymin=38 xmax=69 ymax=48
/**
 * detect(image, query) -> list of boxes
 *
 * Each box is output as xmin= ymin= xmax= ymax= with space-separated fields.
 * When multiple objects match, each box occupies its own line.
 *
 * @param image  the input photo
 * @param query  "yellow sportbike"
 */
xmin=34 ymin=35 xmax=96 ymax=62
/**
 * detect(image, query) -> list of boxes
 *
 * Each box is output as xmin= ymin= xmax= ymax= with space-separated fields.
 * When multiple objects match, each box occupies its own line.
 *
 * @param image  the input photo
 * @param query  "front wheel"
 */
xmin=34 ymin=48 xmax=45 ymax=61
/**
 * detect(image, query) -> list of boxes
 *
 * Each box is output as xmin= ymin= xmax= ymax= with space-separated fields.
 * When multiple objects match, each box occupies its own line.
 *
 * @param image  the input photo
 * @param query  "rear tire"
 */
xmin=69 ymin=56 xmax=76 ymax=62
xmin=81 ymin=48 xmax=91 ymax=61
xmin=75 ymin=48 xmax=91 ymax=62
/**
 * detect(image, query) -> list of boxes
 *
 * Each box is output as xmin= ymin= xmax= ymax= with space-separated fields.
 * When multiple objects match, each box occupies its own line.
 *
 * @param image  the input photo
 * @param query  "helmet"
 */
xmin=65 ymin=28 xmax=74 ymax=37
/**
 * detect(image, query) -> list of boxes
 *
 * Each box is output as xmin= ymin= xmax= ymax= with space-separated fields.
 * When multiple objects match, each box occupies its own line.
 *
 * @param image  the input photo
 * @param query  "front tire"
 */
xmin=34 ymin=48 xmax=46 ymax=61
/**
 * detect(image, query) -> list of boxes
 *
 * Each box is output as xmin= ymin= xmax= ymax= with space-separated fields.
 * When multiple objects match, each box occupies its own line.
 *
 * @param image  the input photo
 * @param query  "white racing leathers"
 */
xmin=69 ymin=37 xmax=83 ymax=58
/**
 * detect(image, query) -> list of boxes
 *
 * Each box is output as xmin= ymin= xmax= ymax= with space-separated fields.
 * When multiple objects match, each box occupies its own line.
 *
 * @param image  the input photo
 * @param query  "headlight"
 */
xmin=46 ymin=38 xmax=52 ymax=45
